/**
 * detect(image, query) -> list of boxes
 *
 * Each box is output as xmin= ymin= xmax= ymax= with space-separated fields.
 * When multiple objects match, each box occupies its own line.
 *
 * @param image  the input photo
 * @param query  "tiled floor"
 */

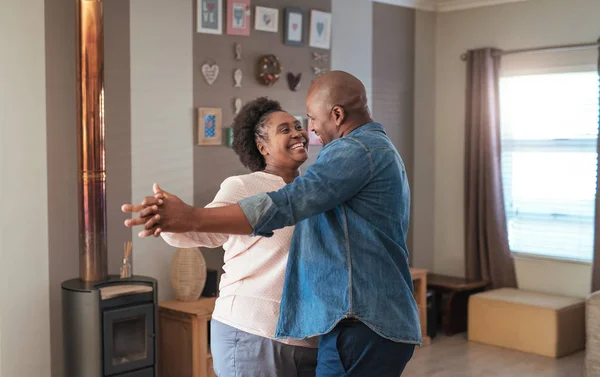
xmin=402 ymin=334 xmax=584 ymax=377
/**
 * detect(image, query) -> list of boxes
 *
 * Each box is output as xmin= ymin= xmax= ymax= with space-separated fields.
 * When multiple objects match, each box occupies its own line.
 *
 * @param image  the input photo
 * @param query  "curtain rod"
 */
xmin=460 ymin=39 xmax=600 ymax=61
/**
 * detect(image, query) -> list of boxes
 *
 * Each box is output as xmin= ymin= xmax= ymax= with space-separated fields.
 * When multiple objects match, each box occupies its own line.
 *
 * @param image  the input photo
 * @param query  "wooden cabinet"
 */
xmin=158 ymin=298 xmax=216 ymax=377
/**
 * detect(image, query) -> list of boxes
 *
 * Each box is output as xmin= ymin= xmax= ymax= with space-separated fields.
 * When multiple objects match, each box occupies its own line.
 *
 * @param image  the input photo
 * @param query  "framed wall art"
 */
xmin=254 ymin=6 xmax=278 ymax=33
xmin=284 ymin=8 xmax=304 ymax=46
xmin=197 ymin=107 xmax=223 ymax=145
xmin=226 ymin=0 xmax=251 ymax=36
xmin=309 ymin=10 xmax=331 ymax=50
xmin=197 ymin=0 xmax=223 ymax=34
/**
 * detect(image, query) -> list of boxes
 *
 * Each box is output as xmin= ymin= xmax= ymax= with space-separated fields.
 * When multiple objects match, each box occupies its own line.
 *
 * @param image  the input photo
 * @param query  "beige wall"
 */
xmin=412 ymin=9 xmax=436 ymax=270
xmin=0 ymin=1 xmax=51 ymax=377
xmin=130 ymin=0 xmax=195 ymax=301
xmin=433 ymin=0 xmax=600 ymax=296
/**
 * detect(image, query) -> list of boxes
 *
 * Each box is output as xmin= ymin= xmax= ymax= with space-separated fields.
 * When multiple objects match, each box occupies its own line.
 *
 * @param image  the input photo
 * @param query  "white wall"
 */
xmin=433 ymin=0 xmax=600 ymax=296
xmin=0 ymin=1 xmax=51 ymax=376
xmin=130 ymin=0 xmax=195 ymax=301
xmin=331 ymin=0 xmax=373 ymax=109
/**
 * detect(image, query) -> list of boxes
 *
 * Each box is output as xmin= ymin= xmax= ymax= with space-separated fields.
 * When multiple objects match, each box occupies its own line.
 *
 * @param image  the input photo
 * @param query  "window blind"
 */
xmin=499 ymin=71 xmax=600 ymax=261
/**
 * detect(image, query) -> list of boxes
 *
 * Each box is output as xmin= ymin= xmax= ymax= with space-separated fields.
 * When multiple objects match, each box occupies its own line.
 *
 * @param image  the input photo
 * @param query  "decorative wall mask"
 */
xmin=287 ymin=72 xmax=302 ymax=91
xmin=201 ymin=59 xmax=219 ymax=85
xmin=234 ymin=68 xmax=243 ymax=88
xmin=256 ymin=55 xmax=282 ymax=86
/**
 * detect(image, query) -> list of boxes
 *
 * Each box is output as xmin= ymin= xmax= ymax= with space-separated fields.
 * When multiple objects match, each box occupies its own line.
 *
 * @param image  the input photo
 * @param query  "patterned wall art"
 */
xmin=309 ymin=10 xmax=331 ymax=49
xmin=284 ymin=8 xmax=305 ymax=46
xmin=197 ymin=0 xmax=223 ymax=34
xmin=226 ymin=0 xmax=251 ymax=36
xmin=254 ymin=6 xmax=278 ymax=33
xmin=197 ymin=107 xmax=223 ymax=145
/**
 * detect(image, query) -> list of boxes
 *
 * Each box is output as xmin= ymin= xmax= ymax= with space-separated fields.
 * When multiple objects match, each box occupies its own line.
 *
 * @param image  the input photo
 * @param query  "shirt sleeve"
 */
xmin=161 ymin=176 xmax=248 ymax=248
xmin=238 ymin=137 xmax=373 ymax=237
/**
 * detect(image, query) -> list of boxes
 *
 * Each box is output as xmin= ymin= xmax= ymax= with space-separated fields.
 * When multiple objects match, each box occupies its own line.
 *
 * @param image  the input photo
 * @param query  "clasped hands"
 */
xmin=122 ymin=183 xmax=195 ymax=237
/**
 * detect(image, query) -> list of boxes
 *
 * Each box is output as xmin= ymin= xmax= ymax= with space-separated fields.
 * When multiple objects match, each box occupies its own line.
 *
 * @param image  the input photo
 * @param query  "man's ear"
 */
xmin=256 ymin=141 xmax=268 ymax=156
xmin=332 ymin=105 xmax=345 ymax=126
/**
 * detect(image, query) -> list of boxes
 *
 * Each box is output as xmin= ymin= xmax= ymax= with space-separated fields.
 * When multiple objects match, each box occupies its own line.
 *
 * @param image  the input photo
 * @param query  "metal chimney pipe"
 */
xmin=76 ymin=0 xmax=108 ymax=282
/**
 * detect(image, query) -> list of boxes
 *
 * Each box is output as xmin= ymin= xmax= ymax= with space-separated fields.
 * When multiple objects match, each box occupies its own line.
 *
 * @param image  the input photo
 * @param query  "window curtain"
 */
xmin=464 ymin=48 xmax=517 ymax=288
xmin=592 ymin=38 xmax=600 ymax=293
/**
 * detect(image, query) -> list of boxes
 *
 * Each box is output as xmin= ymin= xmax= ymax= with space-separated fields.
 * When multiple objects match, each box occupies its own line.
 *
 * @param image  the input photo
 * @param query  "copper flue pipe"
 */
xmin=76 ymin=0 xmax=108 ymax=282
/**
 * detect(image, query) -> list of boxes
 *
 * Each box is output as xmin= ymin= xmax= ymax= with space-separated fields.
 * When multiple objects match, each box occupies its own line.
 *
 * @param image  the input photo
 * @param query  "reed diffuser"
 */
xmin=120 ymin=241 xmax=133 ymax=279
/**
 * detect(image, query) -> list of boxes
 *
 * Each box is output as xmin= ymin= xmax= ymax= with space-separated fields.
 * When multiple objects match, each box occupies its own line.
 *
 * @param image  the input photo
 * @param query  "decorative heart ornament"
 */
xmin=201 ymin=62 xmax=219 ymax=85
xmin=263 ymin=14 xmax=271 ymax=25
xmin=287 ymin=72 xmax=302 ymax=91
xmin=292 ymin=23 xmax=298 ymax=31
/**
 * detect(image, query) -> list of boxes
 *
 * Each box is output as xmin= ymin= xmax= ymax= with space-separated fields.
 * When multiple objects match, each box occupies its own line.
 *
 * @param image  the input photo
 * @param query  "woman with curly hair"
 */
xmin=159 ymin=97 xmax=317 ymax=377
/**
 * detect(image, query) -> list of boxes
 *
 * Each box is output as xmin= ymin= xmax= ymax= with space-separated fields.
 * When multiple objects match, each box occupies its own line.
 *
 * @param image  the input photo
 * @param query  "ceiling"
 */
xmin=372 ymin=0 xmax=530 ymax=12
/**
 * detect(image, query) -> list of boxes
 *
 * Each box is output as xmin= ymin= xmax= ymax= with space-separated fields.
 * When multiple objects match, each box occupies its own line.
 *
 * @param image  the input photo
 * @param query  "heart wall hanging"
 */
xmin=287 ymin=72 xmax=302 ymax=91
xmin=201 ymin=60 xmax=219 ymax=86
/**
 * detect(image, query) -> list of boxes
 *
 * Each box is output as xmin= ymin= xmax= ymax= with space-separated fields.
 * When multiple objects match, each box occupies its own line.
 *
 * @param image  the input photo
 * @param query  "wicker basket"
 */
xmin=170 ymin=247 xmax=207 ymax=301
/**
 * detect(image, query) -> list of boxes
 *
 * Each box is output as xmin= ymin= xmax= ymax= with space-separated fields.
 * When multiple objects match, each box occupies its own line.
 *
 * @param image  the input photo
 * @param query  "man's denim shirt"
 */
xmin=239 ymin=122 xmax=422 ymax=345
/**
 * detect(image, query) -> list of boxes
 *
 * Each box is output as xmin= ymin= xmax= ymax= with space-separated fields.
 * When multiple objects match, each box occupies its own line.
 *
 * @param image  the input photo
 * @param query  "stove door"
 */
xmin=103 ymin=303 xmax=155 ymax=376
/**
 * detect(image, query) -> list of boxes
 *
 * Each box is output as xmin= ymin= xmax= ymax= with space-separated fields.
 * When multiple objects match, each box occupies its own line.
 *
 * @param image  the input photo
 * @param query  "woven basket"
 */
xmin=170 ymin=247 xmax=207 ymax=301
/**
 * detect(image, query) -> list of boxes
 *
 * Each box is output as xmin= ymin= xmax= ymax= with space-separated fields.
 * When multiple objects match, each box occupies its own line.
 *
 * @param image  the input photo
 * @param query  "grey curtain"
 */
xmin=592 ymin=39 xmax=600 ymax=293
xmin=464 ymin=48 xmax=517 ymax=288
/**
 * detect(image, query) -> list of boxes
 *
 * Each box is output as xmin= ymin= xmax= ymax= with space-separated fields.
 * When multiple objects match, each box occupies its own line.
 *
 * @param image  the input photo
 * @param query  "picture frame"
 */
xmin=254 ymin=6 xmax=278 ymax=33
xmin=197 ymin=0 xmax=223 ymax=35
xmin=309 ymin=10 xmax=331 ymax=50
xmin=197 ymin=107 xmax=223 ymax=146
xmin=226 ymin=0 xmax=251 ymax=36
xmin=284 ymin=8 xmax=305 ymax=46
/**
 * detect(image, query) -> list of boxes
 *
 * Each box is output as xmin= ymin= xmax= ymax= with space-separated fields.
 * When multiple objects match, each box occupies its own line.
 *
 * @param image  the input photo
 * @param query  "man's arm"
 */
xmin=240 ymin=137 xmax=372 ymax=236
xmin=134 ymin=138 xmax=371 ymax=237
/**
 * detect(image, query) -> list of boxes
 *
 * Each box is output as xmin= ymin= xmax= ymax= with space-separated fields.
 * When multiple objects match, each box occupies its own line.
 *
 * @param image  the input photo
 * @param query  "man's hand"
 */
xmin=122 ymin=183 xmax=196 ymax=237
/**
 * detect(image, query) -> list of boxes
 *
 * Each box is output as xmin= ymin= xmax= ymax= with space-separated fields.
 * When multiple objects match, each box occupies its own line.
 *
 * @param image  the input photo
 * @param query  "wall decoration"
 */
xmin=309 ymin=10 xmax=331 ymax=50
xmin=287 ymin=72 xmax=302 ymax=91
xmin=234 ymin=68 xmax=243 ymax=88
xmin=254 ymin=6 xmax=278 ymax=33
xmin=284 ymin=8 xmax=304 ymax=46
xmin=234 ymin=42 xmax=242 ymax=60
xmin=226 ymin=0 xmax=251 ymax=36
xmin=197 ymin=0 xmax=223 ymax=34
xmin=311 ymin=66 xmax=328 ymax=76
xmin=201 ymin=60 xmax=220 ymax=85
xmin=226 ymin=128 xmax=234 ymax=147
xmin=197 ymin=107 xmax=223 ymax=146
xmin=311 ymin=51 xmax=329 ymax=63
xmin=234 ymin=98 xmax=242 ymax=114
xmin=256 ymin=54 xmax=282 ymax=86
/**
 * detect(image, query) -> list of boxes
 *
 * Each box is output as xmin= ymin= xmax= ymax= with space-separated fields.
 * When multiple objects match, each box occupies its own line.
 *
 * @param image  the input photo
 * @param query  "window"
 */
xmin=500 ymin=71 xmax=599 ymax=262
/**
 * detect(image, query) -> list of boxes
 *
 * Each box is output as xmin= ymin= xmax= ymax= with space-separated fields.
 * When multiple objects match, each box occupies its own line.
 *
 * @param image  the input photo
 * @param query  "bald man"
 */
xmin=123 ymin=71 xmax=421 ymax=376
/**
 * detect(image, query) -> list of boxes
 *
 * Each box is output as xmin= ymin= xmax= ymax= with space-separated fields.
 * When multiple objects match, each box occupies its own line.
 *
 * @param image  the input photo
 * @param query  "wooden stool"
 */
xmin=427 ymin=274 xmax=489 ymax=335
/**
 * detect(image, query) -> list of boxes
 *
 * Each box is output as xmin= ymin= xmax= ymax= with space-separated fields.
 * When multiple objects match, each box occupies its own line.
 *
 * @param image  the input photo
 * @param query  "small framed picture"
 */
xmin=197 ymin=107 xmax=223 ymax=146
xmin=254 ymin=6 xmax=278 ymax=33
xmin=309 ymin=10 xmax=331 ymax=50
xmin=226 ymin=0 xmax=251 ymax=36
xmin=197 ymin=0 xmax=223 ymax=34
xmin=284 ymin=8 xmax=305 ymax=46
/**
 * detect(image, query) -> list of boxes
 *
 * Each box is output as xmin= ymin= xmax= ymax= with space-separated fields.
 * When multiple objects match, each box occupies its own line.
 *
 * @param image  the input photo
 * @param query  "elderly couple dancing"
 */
xmin=122 ymin=71 xmax=421 ymax=377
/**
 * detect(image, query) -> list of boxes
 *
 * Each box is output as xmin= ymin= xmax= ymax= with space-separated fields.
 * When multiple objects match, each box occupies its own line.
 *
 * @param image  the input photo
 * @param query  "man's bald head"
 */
xmin=307 ymin=71 xmax=369 ymax=116
xmin=306 ymin=71 xmax=372 ymax=145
